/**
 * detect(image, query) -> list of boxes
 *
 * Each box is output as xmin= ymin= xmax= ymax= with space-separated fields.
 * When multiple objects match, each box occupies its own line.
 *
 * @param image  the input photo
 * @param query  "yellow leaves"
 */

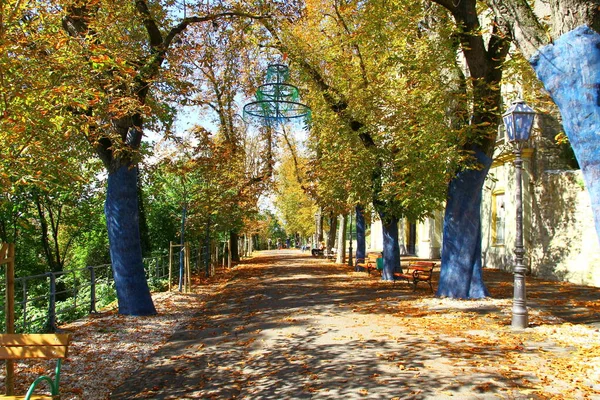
xmin=90 ymin=54 xmax=110 ymax=64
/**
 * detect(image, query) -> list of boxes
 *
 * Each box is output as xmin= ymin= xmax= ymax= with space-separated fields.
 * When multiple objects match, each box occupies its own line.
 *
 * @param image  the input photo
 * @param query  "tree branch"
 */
xmin=135 ymin=0 xmax=164 ymax=48
xmin=333 ymin=1 xmax=368 ymax=87
xmin=487 ymin=0 xmax=548 ymax=59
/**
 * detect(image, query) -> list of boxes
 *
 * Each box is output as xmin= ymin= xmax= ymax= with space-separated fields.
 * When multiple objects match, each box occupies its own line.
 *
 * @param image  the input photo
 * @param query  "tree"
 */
xmin=262 ymin=0 xmax=465 ymax=278
xmin=426 ymin=0 xmax=511 ymax=298
xmin=1 ymin=1 xmax=269 ymax=315
xmin=184 ymin=16 xmax=275 ymax=263
xmin=274 ymin=145 xmax=317 ymax=239
xmin=488 ymin=0 xmax=600 ymax=245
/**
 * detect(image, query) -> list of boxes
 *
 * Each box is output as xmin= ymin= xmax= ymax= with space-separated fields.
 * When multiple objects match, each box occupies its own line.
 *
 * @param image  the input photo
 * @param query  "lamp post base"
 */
xmin=511 ymin=313 xmax=528 ymax=330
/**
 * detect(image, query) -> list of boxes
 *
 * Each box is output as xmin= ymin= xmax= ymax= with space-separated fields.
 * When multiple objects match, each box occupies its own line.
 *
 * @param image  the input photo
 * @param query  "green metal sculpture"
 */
xmin=243 ymin=64 xmax=311 ymax=124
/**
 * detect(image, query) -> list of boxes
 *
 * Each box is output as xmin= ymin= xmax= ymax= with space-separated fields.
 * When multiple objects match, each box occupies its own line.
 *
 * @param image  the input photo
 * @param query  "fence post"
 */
xmin=21 ymin=280 xmax=28 ymax=332
xmin=45 ymin=272 xmax=57 ymax=333
xmin=169 ymin=241 xmax=173 ymax=291
xmin=88 ymin=266 xmax=97 ymax=314
xmin=2 ymin=243 xmax=15 ymax=395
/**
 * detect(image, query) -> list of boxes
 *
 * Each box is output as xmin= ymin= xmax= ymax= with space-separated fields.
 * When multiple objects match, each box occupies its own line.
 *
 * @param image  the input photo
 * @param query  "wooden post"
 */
xmin=168 ymin=241 xmax=173 ymax=291
xmin=228 ymin=241 xmax=232 ymax=269
xmin=184 ymin=242 xmax=191 ymax=293
xmin=2 ymin=243 xmax=15 ymax=395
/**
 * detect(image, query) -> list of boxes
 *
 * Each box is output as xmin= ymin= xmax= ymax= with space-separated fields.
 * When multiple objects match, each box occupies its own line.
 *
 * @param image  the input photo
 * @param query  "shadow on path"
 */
xmin=110 ymin=250 xmax=599 ymax=399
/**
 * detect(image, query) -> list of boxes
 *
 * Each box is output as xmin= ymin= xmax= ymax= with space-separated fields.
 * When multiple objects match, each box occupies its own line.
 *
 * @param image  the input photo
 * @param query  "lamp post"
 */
xmin=502 ymin=99 xmax=535 ymax=330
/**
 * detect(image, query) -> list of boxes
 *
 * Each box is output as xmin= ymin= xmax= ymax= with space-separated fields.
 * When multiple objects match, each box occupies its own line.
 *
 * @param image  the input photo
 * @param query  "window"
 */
xmin=492 ymin=192 xmax=505 ymax=245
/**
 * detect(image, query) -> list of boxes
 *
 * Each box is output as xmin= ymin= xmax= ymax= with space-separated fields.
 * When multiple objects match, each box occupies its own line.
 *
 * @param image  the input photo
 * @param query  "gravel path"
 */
xmin=109 ymin=250 xmax=600 ymax=399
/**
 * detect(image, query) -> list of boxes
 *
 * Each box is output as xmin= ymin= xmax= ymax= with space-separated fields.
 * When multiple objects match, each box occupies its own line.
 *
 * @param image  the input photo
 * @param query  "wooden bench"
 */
xmin=393 ymin=261 xmax=436 ymax=292
xmin=356 ymin=253 xmax=382 ymax=275
xmin=0 ymin=334 xmax=70 ymax=400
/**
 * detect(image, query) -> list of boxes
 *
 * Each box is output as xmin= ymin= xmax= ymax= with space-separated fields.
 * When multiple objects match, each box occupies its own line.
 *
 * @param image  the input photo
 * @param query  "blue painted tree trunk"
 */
xmin=105 ymin=166 xmax=156 ymax=315
xmin=530 ymin=25 xmax=600 ymax=243
xmin=379 ymin=214 xmax=401 ymax=281
xmin=355 ymin=205 xmax=366 ymax=269
xmin=437 ymin=150 xmax=491 ymax=299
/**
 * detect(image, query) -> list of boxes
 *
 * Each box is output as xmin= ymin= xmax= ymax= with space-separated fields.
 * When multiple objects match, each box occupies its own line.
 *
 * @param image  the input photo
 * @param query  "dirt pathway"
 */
xmin=110 ymin=250 xmax=600 ymax=399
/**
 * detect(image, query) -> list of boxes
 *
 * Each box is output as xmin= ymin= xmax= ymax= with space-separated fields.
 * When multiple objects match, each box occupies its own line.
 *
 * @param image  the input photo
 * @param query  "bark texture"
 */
xmin=379 ymin=214 xmax=401 ymax=281
xmin=530 ymin=26 xmax=600 ymax=244
xmin=437 ymin=150 xmax=492 ymax=299
xmin=355 ymin=205 xmax=366 ymax=263
xmin=105 ymin=166 xmax=156 ymax=315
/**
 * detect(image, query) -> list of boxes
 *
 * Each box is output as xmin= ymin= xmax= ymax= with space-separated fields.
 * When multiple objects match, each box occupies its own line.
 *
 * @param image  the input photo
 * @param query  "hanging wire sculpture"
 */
xmin=243 ymin=64 xmax=311 ymax=125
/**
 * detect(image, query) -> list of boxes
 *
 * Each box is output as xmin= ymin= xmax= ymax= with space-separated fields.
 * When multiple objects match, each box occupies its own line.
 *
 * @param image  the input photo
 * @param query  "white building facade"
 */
xmin=368 ymin=116 xmax=600 ymax=287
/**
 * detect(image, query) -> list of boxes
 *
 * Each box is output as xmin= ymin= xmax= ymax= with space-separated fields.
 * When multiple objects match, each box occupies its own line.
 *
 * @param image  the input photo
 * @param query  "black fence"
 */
xmin=1 ymin=247 xmax=208 ymax=333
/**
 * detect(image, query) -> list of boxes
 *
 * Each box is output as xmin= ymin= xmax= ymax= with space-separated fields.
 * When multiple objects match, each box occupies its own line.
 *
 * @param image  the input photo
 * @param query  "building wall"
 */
xmin=480 ymin=112 xmax=600 ymax=287
xmin=529 ymin=171 xmax=600 ymax=286
xmin=368 ymin=211 xmax=443 ymax=259
xmin=365 ymin=108 xmax=600 ymax=287
xmin=368 ymin=157 xmax=600 ymax=287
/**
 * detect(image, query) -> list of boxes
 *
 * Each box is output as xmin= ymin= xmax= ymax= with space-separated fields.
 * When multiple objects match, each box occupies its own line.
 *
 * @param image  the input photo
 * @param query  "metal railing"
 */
xmin=1 ymin=247 xmax=208 ymax=333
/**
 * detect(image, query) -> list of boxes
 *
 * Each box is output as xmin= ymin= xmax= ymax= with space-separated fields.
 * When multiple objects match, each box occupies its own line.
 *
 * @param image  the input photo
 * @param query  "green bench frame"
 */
xmin=0 ymin=334 xmax=70 ymax=400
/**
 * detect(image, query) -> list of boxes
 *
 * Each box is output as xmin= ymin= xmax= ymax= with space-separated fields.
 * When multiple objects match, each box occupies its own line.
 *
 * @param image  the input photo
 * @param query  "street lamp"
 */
xmin=502 ymin=99 xmax=535 ymax=329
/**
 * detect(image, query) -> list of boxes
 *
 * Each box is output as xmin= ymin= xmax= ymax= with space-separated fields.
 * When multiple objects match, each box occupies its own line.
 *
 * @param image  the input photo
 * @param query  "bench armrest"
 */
xmin=25 ymin=376 xmax=58 ymax=400
xmin=24 ymin=358 xmax=62 ymax=400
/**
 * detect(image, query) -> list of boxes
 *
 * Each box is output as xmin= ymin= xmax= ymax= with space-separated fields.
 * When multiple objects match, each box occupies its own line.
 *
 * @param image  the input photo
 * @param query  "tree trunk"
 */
xmin=327 ymin=212 xmax=337 ymax=252
xmin=204 ymin=221 xmax=211 ymax=277
xmin=336 ymin=214 xmax=347 ymax=264
xmin=316 ymin=209 xmax=324 ymax=244
xmin=105 ymin=166 xmax=156 ymax=315
xmin=355 ymin=205 xmax=366 ymax=263
xmin=178 ymin=205 xmax=186 ymax=292
xmin=437 ymin=150 xmax=491 ymax=299
xmin=137 ymin=169 xmax=152 ymax=257
xmin=431 ymin=0 xmax=509 ymax=298
xmin=380 ymin=214 xmax=401 ymax=281
xmin=529 ymin=26 xmax=600 ymax=243
xmin=230 ymin=231 xmax=240 ymax=262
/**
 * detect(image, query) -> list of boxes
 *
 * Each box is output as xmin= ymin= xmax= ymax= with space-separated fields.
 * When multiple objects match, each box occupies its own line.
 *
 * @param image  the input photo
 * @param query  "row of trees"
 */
xmin=1 ymin=1 xmax=284 ymax=316
xmin=3 ymin=0 xmax=599 ymax=316
xmin=272 ymin=0 xmax=600 ymax=298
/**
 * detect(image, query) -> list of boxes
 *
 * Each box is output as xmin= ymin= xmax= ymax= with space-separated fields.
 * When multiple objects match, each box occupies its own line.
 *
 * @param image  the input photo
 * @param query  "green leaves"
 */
xmin=277 ymin=0 xmax=466 ymax=219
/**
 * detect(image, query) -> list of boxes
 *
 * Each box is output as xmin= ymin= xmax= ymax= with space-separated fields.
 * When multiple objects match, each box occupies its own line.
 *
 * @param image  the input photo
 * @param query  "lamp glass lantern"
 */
xmin=502 ymin=100 xmax=535 ymax=144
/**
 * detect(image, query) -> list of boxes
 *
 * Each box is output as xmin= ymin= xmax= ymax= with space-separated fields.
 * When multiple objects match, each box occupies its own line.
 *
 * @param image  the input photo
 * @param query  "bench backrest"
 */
xmin=409 ymin=261 xmax=436 ymax=267
xmin=0 ymin=334 xmax=70 ymax=360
